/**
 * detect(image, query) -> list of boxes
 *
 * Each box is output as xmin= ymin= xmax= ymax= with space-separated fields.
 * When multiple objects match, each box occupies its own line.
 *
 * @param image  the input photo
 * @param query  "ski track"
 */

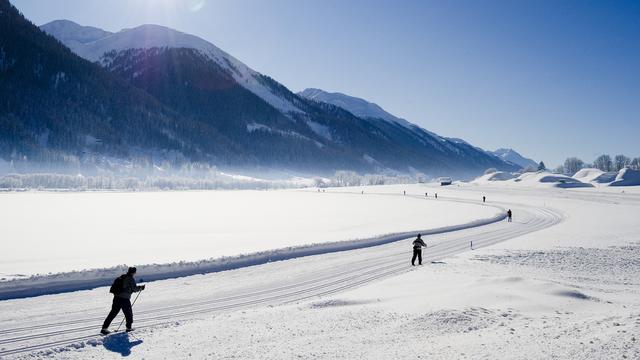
xmin=0 ymin=192 xmax=563 ymax=358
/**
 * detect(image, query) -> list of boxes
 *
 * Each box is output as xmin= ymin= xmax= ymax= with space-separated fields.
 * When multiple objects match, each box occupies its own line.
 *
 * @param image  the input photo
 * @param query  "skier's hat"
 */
xmin=127 ymin=267 xmax=137 ymax=274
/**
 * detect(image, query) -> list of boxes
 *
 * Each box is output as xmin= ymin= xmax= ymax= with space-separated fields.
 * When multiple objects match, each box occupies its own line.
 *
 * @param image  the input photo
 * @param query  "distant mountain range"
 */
xmin=1 ymin=0 xmax=523 ymax=178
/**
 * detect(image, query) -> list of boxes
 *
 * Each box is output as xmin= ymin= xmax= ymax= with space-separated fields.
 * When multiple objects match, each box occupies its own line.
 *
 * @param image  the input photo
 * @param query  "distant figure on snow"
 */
xmin=482 ymin=196 xmax=486 ymax=203
xmin=425 ymin=192 xmax=428 ymax=197
xmin=101 ymin=267 xmax=145 ymax=335
xmin=435 ymin=193 xmax=438 ymax=199
xmin=404 ymin=190 xmax=406 ymax=195
xmin=507 ymin=209 xmax=513 ymax=222
xmin=411 ymin=234 xmax=427 ymax=266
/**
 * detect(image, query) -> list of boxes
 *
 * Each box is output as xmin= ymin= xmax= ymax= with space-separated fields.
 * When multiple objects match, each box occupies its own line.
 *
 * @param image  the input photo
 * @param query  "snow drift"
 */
xmin=472 ymin=171 xmax=516 ymax=184
xmin=572 ymin=168 xmax=617 ymax=184
xmin=472 ymin=171 xmax=593 ymax=188
xmin=609 ymin=168 xmax=640 ymax=186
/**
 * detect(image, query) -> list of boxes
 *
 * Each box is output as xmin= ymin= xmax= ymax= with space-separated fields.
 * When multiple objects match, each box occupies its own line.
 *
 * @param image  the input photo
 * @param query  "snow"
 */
xmin=1 ymin=183 xmax=639 ymax=359
xmin=572 ymin=168 xmax=617 ymax=184
xmin=298 ymin=88 xmax=416 ymax=129
xmin=610 ymin=168 xmax=640 ymax=186
xmin=245 ymin=123 xmax=321 ymax=146
xmin=473 ymin=171 xmax=516 ymax=183
xmin=0 ymin=189 xmax=500 ymax=293
xmin=42 ymin=22 xmax=303 ymax=115
xmin=40 ymin=20 xmax=113 ymax=48
xmin=471 ymin=171 xmax=593 ymax=188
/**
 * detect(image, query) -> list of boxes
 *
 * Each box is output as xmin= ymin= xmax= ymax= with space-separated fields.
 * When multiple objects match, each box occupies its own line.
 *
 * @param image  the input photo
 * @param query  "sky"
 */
xmin=12 ymin=0 xmax=640 ymax=166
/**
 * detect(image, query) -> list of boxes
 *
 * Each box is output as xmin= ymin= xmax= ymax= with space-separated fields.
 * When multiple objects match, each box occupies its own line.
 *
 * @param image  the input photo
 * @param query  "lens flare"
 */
xmin=187 ymin=0 xmax=206 ymax=12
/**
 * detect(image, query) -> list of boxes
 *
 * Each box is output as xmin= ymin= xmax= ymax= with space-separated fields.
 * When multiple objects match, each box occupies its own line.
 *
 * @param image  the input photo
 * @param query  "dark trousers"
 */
xmin=412 ymin=249 xmax=422 ymax=265
xmin=102 ymin=296 xmax=133 ymax=329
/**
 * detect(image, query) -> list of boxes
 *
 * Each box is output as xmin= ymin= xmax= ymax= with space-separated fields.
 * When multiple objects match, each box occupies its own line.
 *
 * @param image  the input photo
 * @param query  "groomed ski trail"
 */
xmin=0 ymin=192 xmax=564 ymax=358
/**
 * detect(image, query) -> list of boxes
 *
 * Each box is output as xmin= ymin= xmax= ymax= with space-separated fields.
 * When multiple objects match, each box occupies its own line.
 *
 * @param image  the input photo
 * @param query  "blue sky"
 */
xmin=12 ymin=0 xmax=640 ymax=166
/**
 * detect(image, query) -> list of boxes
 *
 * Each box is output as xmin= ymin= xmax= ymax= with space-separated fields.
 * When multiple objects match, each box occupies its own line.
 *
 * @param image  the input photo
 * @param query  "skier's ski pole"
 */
xmin=116 ymin=289 xmax=142 ymax=332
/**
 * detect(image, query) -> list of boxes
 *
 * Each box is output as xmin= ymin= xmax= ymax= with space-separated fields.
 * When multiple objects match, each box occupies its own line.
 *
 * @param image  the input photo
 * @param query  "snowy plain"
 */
xmin=0 ymin=190 xmax=500 ymax=278
xmin=0 ymin=182 xmax=639 ymax=359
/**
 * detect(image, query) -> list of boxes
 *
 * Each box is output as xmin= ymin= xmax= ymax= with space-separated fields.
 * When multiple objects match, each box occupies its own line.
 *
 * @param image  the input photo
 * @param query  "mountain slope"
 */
xmin=0 ymin=0 xmax=232 ymax=164
xmin=298 ymin=88 xmax=518 ymax=176
xmin=298 ymin=88 xmax=414 ymax=129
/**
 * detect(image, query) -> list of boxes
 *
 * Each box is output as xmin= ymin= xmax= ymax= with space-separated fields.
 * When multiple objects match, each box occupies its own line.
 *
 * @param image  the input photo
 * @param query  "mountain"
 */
xmin=298 ymin=88 xmax=519 ymax=175
xmin=491 ymin=148 xmax=537 ymax=169
xmin=1 ymin=11 xmax=520 ymax=177
xmin=41 ymin=21 xmax=302 ymax=115
xmin=0 ymin=0 xmax=236 ymax=166
xmin=39 ymin=19 xmax=113 ymax=49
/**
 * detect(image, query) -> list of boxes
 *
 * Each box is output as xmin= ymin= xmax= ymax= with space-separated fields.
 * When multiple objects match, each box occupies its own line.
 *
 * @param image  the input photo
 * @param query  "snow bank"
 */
xmin=572 ymin=168 xmax=617 ymax=184
xmin=471 ymin=171 xmax=592 ymax=188
xmin=0 ymin=210 xmax=505 ymax=300
xmin=472 ymin=171 xmax=515 ymax=184
xmin=610 ymin=168 xmax=640 ymax=186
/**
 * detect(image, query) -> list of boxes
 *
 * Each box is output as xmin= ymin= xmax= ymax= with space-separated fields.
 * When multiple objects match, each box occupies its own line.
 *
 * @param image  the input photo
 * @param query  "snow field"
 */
xmin=0 ymin=189 xmax=502 ymax=298
xmin=1 ymin=183 xmax=639 ymax=359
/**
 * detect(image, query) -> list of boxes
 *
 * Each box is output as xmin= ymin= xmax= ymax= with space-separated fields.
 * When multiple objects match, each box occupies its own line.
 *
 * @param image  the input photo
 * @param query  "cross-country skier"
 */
xmin=483 ymin=196 xmax=486 ymax=203
xmin=411 ymin=234 xmax=427 ymax=266
xmin=101 ymin=267 xmax=145 ymax=335
xmin=507 ymin=209 xmax=512 ymax=222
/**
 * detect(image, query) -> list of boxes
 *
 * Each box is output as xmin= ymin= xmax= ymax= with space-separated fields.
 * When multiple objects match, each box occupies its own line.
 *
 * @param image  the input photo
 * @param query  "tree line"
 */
xmin=556 ymin=154 xmax=640 ymax=176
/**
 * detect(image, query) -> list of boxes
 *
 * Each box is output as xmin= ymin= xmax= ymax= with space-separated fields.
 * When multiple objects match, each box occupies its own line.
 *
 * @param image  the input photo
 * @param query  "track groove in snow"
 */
xmin=0 ymin=194 xmax=563 ymax=358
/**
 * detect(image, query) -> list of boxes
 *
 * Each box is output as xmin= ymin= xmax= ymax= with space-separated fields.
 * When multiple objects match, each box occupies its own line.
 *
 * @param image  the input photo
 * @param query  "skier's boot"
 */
xmin=126 ymin=328 xmax=135 ymax=333
xmin=100 ymin=328 xmax=111 ymax=335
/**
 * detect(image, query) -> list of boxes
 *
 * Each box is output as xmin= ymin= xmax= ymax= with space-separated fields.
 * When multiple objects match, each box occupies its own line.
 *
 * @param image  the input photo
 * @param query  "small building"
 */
xmin=438 ymin=177 xmax=452 ymax=186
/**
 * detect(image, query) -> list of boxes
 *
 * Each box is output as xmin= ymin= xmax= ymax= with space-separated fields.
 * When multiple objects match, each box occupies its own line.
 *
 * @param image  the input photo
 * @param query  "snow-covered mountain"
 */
xmin=40 ymin=19 xmax=113 ymax=48
xmin=491 ymin=148 xmax=537 ymax=169
xmin=41 ymin=20 xmax=302 ymax=114
xmin=33 ymin=18 xmax=519 ymax=177
xmin=297 ymin=88 xmax=521 ymax=173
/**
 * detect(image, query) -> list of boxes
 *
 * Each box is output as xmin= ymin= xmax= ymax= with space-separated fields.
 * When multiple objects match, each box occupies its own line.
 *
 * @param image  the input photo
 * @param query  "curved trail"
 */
xmin=0 ymin=192 xmax=563 ymax=358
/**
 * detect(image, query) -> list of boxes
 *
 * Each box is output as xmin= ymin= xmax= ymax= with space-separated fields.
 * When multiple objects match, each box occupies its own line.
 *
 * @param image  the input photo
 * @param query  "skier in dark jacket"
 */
xmin=507 ymin=209 xmax=513 ymax=222
xmin=411 ymin=234 xmax=427 ymax=266
xmin=482 ymin=196 xmax=486 ymax=203
xmin=101 ymin=267 xmax=145 ymax=334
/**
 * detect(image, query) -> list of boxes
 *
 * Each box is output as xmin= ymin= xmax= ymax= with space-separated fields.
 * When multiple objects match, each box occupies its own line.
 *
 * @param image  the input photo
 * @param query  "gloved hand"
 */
xmin=140 ymin=285 xmax=146 ymax=290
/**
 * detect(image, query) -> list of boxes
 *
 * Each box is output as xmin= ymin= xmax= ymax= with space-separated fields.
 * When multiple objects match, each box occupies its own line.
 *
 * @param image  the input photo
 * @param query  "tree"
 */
xmin=613 ymin=154 xmax=631 ymax=171
xmin=593 ymin=154 xmax=613 ymax=172
xmin=537 ymin=161 xmax=546 ymax=171
xmin=563 ymin=157 xmax=584 ymax=176
xmin=631 ymin=157 xmax=640 ymax=170
xmin=553 ymin=165 xmax=565 ymax=174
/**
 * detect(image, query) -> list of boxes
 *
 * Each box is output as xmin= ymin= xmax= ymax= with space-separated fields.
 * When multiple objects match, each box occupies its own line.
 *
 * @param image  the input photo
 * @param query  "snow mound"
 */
xmin=471 ymin=171 xmax=592 ymax=188
xmin=473 ymin=171 xmax=516 ymax=184
xmin=514 ymin=172 xmax=593 ymax=188
xmin=610 ymin=168 xmax=640 ymax=186
xmin=572 ymin=168 xmax=617 ymax=184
